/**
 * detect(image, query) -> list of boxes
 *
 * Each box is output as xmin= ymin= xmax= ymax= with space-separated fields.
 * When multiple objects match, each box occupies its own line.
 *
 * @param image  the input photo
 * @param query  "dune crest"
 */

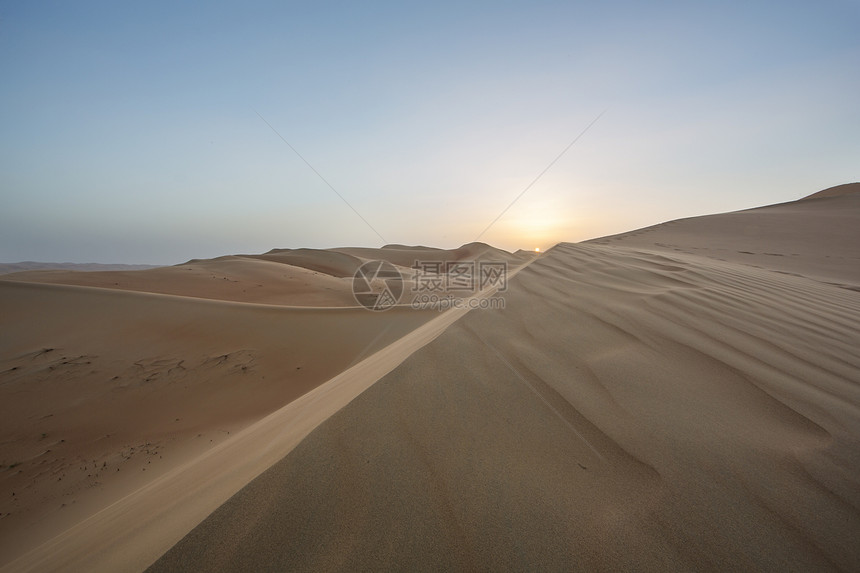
xmin=589 ymin=188 xmax=860 ymax=287
xmin=800 ymin=181 xmax=860 ymax=200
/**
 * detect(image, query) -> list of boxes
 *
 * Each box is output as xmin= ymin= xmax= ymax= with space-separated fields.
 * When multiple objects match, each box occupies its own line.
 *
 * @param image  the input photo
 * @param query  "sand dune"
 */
xmin=590 ymin=183 xmax=860 ymax=287
xmin=0 ymin=281 xmax=436 ymax=565
xmin=0 ymin=257 xmax=357 ymax=306
xmin=1 ymin=242 xmax=523 ymax=307
xmin=146 ymin=189 xmax=860 ymax=571
xmin=0 ymin=242 xmax=528 ymax=569
xmin=801 ymin=181 xmax=860 ymax=200
xmin=0 ymin=264 xmax=524 ymax=573
xmin=0 ymin=263 xmax=161 ymax=276
xmin=333 ymin=242 xmax=520 ymax=268
xmin=3 ymin=188 xmax=859 ymax=572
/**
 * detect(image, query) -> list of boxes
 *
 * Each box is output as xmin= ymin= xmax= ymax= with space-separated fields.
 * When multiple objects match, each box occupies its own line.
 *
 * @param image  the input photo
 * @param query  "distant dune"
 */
xmin=0 ymin=262 xmax=161 ymax=275
xmin=1 ymin=242 xmax=520 ymax=307
xmin=2 ymin=186 xmax=859 ymax=572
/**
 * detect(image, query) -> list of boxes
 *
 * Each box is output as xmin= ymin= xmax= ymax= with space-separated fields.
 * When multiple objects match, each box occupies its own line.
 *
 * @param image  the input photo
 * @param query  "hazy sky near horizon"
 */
xmin=2 ymin=1 xmax=858 ymax=264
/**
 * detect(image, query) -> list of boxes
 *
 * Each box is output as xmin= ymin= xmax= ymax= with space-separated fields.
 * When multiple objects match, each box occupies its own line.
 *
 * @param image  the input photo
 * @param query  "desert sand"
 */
xmin=2 ymin=185 xmax=859 ymax=571
xmin=1 ymin=242 xmax=521 ymax=307
xmin=590 ymin=182 xmax=860 ymax=286
xmin=0 ymin=243 xmax=525 ymax=570
xmin=0 ymin=263 xmax=161 ymax=276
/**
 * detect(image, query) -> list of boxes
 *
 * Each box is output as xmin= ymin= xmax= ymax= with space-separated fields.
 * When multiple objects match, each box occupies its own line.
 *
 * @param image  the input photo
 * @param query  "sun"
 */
xmin=534 ymin=247 xmax=541 ymax=253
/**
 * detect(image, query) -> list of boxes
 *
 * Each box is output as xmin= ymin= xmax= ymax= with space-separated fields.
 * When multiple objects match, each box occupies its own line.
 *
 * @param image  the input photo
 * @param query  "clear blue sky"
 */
xmin=1 ymin=1 xmax=858 ymax=263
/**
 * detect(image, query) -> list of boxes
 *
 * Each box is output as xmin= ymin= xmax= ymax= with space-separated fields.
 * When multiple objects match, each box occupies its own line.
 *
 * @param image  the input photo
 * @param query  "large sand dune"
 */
xmin=2 ymin=186 xmax=859 ymax=571
xmin=146 ymin=185 xmax=860 ymax=572
xmin=590 ymin=183 xmax=860 ymax=287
